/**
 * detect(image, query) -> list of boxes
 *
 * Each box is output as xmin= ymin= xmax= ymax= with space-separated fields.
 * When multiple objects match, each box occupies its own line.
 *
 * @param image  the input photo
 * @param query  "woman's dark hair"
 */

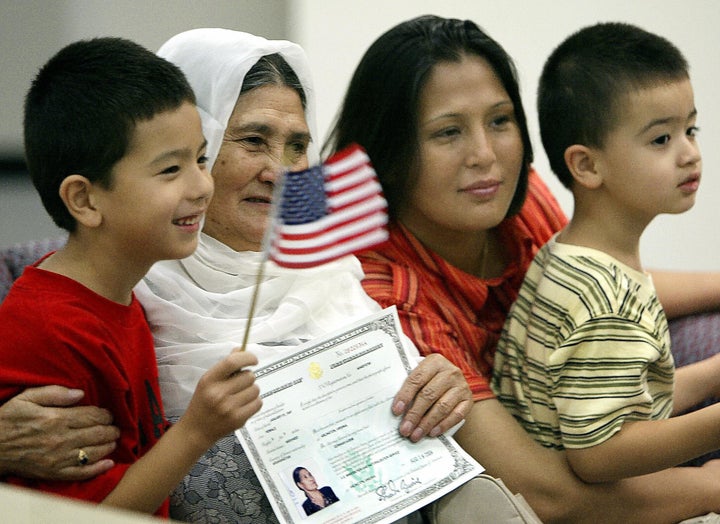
xmin=324 ymin=15 xmax=532 ymax=220
xmin=292 ymin=466 xmax=308 ymax=490
xmin=242 ymin=53 xmax=306 ymax=110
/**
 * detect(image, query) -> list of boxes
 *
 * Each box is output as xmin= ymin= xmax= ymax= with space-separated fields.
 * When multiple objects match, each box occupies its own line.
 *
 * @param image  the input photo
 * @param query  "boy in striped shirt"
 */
xmin=492 ymin=22 xmax=717 ymax=483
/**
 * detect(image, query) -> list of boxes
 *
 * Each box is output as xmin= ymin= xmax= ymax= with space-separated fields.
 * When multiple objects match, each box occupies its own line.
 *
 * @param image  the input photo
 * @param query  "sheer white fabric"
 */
xmin=136 ymin=234 xmax=382 ymax=418
xmin=156 ymin=27 xmax=320 ymax=169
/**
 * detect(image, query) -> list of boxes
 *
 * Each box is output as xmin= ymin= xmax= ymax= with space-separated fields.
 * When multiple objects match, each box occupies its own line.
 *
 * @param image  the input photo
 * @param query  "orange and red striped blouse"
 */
xmin=358 ymin=169 xmax=568 ymax=400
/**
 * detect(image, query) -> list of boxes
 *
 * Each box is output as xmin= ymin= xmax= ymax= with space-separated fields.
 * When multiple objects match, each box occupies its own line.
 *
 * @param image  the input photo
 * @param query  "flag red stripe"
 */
xmin=276 ymin=219 xmax=388 ymax=252
xmin=273 ymin=225 xmax=388 ymax=255
xmin=270 ymin=230 xmax=389 ymax=269
xmin=276 ymin=205 xmax=386 ymax=241
xmin=329 ymin=190 xmax=379 ymax=213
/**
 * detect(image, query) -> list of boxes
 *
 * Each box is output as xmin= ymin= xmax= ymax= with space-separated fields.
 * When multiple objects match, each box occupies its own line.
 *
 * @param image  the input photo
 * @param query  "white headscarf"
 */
xmin=156 ymin=27 xmax=319 ymax=169
xmin=135 ymin=29 xmax=384 ymax=418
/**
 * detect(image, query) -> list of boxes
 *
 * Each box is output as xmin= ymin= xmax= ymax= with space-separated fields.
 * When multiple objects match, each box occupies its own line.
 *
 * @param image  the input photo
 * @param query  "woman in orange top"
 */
xmin=324 ymin=14 xmax=720 ymax=523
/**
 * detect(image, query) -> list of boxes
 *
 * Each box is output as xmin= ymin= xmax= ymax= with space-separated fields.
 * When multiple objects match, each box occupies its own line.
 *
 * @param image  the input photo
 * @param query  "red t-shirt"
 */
xmin=359 ymin=170 xmax=568 ymax=400
xmin=0 ymin=262 xmax=169 ymax=517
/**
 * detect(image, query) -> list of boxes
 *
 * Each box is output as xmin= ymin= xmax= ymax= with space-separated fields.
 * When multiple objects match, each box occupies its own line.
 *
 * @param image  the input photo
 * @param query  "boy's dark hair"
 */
xmin=538 ymin=22 xmax=689 ymax=188
xmin=23 ymin=37 xmax=196 ymax=232
xmin=324 ymin=15 xmax=532 ymax=220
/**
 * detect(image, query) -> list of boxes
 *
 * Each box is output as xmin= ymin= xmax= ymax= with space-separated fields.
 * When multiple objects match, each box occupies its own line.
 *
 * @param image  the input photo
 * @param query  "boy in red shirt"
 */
xmin=0 ymin=37 xmax=262 ymax=516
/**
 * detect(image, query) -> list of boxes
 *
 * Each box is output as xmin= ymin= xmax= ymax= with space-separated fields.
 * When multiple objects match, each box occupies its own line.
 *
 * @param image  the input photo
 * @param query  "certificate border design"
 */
xmin=237 ymin=308 xmax=480 ymax=523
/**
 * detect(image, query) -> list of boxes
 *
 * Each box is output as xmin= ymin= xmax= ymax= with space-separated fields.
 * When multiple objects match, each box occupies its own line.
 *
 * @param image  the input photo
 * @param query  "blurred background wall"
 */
xmin=2 ymin=0 xmax=718 ymax=272
xmin=0 ymin=0 xmax=289 ymax=246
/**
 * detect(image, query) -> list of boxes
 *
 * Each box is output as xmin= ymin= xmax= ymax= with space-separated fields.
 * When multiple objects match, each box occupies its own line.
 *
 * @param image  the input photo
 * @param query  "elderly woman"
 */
xmin=130 ymin=28 xmax=471 ymax=523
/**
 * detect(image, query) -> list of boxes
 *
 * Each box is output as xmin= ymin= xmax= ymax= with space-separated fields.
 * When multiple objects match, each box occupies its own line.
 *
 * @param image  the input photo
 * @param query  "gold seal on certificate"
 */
xmin=236 ymin=306 xmax=484 ymax=524
xmin=308 ymin=362 xmax=324 ymax=380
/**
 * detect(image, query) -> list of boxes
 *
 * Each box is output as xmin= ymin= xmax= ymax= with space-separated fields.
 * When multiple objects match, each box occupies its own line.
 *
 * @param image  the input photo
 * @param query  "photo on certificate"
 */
xmin=236 ymin=306 xmax=484 ymax=524
xmin=287 ymin=463 xmax=340 ymax=517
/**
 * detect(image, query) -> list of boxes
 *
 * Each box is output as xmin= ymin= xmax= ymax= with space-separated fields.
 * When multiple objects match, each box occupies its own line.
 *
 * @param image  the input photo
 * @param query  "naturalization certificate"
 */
xmin=235 ymin=306 xmax=484 ymax=524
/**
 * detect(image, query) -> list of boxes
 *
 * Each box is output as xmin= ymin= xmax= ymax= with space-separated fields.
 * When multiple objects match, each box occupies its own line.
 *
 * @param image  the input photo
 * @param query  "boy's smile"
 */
xmin=95 ymin=101 xmax=213 ymax=266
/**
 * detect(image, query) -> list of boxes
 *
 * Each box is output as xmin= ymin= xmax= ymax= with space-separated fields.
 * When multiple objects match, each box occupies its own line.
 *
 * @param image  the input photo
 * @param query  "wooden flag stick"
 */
xmin=238 ymin=255 xmax=267 ymax=352
xmin=237 ymin=162 xmax=288 ymax=352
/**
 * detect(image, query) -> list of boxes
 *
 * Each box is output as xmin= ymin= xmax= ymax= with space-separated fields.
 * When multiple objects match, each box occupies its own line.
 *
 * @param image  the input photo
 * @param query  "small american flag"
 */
xmin=266 ymin=144 xmax=389 ymax=269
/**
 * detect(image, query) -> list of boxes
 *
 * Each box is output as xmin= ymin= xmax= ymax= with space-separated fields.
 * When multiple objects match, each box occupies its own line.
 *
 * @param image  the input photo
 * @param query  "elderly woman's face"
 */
xmin=203 ymin=84 xmax=311 ymax=251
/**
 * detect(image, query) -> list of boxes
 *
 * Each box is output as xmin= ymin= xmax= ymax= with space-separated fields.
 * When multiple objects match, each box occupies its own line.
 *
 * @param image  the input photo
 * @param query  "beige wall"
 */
xmin=0 ymin=0 xmax=289 ymax=156
xmin=0 ymin=0 xmax=289 ymax=247
xmin=293 ymin=0 xmax=720 ymax=271
xmin=3 ymin=0 xmax=719 ymax=271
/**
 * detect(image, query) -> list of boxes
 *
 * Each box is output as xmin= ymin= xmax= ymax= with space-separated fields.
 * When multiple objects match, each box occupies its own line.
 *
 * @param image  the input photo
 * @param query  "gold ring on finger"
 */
xmin=77 ymin=448 xmax=89 ymax=466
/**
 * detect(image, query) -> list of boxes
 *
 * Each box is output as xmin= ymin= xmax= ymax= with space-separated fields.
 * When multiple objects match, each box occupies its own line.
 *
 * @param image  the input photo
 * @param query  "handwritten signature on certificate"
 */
xmin=236 ymin=306 xmax=484 ymax=524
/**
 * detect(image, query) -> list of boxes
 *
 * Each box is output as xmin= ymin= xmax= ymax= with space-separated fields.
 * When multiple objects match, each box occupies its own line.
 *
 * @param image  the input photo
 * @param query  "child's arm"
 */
xmin=673 ymin=353 xmax=720 ymax=414
xmin=102 ymin=350 xmax=262 ymax=513
xmin=566 ymin=402 xmax=720 ymax=483
xmin=456 ymin=398 xmax=720 ymax=522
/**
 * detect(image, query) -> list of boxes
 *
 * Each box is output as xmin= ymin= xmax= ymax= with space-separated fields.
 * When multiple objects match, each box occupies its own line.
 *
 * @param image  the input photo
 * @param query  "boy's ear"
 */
xmin=59 ymin=175 xmax=103 ymax=228
xmin=564 ymin=145 xmax=603 ymax=190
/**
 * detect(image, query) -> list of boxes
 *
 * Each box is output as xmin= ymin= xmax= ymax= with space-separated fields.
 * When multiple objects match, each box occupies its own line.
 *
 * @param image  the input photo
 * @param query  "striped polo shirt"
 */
xmin=492 ymin=237 xmax=674 ymax=449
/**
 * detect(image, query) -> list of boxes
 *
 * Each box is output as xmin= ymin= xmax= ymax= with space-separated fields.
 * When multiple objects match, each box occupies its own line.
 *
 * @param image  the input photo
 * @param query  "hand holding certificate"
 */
xmin=236 ymin=307 xmax=483 ymax=524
